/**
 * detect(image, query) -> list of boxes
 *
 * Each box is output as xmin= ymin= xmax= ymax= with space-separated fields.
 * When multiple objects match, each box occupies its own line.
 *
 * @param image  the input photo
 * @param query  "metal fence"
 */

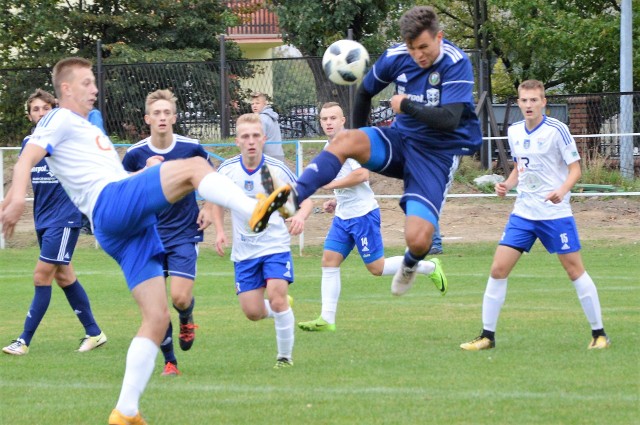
xmin=1 ymin=58 xmax=638 ymax=174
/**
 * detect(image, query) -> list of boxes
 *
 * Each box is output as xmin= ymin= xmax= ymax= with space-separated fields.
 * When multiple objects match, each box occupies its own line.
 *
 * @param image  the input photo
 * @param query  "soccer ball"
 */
xmin=322 ymin=40 xmax=370 ymax=86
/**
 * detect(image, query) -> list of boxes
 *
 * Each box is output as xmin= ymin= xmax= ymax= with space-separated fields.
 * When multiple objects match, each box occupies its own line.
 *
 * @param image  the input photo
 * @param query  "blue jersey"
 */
xmin=21 ymin=134 xmax=82 ymax=230
xmin=363 ymin=39 xmax=482 ymax=155
xmin=122 ymin=135 xmax=211 ymax=247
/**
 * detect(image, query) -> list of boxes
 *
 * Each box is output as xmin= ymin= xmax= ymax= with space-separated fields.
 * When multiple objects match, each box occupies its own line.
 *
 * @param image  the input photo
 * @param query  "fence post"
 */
xmin=219 ymin=35 xmax=229 ymax=138
xmin=96 ymin=39 xmax=105 ymax=124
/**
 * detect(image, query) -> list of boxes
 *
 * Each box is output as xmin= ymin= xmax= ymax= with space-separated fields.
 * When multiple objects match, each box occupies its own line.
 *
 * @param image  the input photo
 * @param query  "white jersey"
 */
xmin=28 ymin=108 xmax=128 ymax=220
xmin=333 ymin=158 xmax=379 ymax=219
xmin=507 ymin=115 xmax=580 ymax=220
xmin=217 ymin=155 xmax=296 ymax=262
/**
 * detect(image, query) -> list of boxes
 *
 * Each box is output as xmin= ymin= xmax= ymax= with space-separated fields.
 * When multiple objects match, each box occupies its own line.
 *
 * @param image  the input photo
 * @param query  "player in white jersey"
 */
xmin=298 ymin=103 xmax=447 ymax=332
xmin=213 ymin=113 xmax=312 ymax=368
xmin=0 ymin=57 xmax=288 ymax=425
xmin=460 ymin=80 xmax=610 ymax=352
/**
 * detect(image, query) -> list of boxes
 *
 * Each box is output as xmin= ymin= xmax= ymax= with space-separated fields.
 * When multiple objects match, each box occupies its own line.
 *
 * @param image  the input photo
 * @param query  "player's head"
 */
xmin=144 ymin=89 xmax=177 ymax=135
xmin=517 ymin=79 xmax=547 ymax=123
xmin=399 ymin=6 xmax=443 ymax=69
xmin=236 ymin=113 xmax=266 ymax=164
xmin=52 ymin=57 xmax=97 ymax=117
xmin=319 ymin=102 xmax=346 ymax=141
xmin=250 ymin=92 xmax=268 ymax=113
xmin=26 ymin=89 xmax=56 ymax=124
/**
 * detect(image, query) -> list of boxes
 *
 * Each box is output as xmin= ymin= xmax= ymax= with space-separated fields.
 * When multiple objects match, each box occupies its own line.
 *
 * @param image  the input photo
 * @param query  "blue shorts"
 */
xmin=36 ymin=227 xmax=80 ymax=265
xmin=499 ymin=214 xmax=582 ymax=254
xmin=234 ymin=252 xmax=294 ymax=295
xmin=164 ymin=242 xmax=199 ymax=280
xmin=324 ymin=209 xmax=384 ymax=264
xmin=92 ymin=164 xmax=171 ymax=290
xmin=361 ymin=126 xmax=459 ymax=226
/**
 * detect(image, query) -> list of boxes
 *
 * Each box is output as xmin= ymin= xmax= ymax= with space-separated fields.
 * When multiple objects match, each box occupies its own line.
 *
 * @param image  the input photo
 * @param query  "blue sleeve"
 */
xmin=441 ymin=57 xmax=475 ymax=105
xmin=362 ymin=46 xmax=400 ymax=96
xmin=88 ymin=109 xmax=107 ymax=135
xmin=122 ymin=151 xmax=141 ymax=172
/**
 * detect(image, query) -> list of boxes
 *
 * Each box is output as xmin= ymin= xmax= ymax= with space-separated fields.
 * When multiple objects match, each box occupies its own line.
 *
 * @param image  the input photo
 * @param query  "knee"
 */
xmin=171 ymin=292 xmax=191 ymax=310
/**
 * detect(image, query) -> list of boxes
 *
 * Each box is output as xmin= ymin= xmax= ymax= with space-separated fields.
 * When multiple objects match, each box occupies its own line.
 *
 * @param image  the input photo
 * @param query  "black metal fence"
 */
xmin=1 ymin=58 xmax=638 ymax=169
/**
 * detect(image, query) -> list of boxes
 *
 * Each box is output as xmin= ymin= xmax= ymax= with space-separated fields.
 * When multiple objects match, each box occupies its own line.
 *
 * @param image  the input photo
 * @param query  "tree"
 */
xmin=426 ymin=0 xmax=640 ymax=94
xmin=0 ymin=0 xmax=247 ymax=143
xmin=269 ymin=0 xmax=413 ymax=108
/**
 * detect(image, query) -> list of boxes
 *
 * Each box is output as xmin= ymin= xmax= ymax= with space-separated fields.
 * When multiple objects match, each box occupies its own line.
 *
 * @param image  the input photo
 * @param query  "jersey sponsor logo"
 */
xmin=31 ymin=165 xmax=49 ymax=173
xmin=95 ymin=134 xmax=113 ymax=151
xmin=244 ymin=180 xmax=254 ymax=191
xmin=426 ymin=88 xmax=440 ymax=107
xmin=428 ymin=72 xmax=441 ymax=85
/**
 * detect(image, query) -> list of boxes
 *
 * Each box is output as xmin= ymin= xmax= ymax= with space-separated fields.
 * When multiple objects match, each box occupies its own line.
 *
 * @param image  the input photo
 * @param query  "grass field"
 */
xmin=0 ymin=241 xmax=638 ymax=425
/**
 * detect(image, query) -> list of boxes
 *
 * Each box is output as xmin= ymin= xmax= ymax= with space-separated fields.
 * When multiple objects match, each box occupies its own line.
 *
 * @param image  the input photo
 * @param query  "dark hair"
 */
xmin=26 ymin=88 xmax=56 ymax=114
xmin=399 ymin=6 xmax=440 ymax=41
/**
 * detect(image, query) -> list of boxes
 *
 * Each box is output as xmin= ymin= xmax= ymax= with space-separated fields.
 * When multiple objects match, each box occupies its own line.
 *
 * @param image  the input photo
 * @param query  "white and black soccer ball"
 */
xmin=322 ymin=40 xmax=370 ymax=86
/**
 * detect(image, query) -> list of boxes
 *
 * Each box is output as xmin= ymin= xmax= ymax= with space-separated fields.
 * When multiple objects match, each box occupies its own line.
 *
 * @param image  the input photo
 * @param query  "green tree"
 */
xmin=0 ymin=0 xmax=247 ymax=144
xmin=269 ymin=0 xmax=413 ymax=107
xmin=427 ymin=0 xmax=640 ymax=93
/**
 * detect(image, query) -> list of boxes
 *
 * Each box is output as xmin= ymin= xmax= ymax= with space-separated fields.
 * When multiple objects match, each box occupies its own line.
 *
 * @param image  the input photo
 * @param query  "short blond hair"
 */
xmin=518 ymin=79 xmax=546 ymax=98
xmin=145 ymin=89 xmax=177 ymax=114
xmin=236 ymin=112 xmax=263 ymax=128
xmin=52 ymin=57 xmax=92 ymax=98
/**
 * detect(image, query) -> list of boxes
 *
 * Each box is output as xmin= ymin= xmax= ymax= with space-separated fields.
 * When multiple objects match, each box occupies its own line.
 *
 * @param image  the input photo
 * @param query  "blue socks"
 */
xmin=174 ymin=297 xmax=195 ymax=325
xmin=403 ymin=250 xmax=425 ymax=269
xmin=62 ymin=280 xmax=101 ymax=336
xmin=295 ymin=150 xmax=343 ymax=202
xmin=160 ymin=321 xmax=177 ymax=364
xmin=20 ymin=286 xmax=52 ymax=345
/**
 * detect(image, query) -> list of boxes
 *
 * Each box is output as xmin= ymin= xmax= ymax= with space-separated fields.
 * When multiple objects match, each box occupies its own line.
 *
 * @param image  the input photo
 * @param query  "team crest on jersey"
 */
xmin=428 ymin=72 xmax=441 ymax=85
xmin=244 ymin=180 xmax=254 ymax=191
xmin=425 ymin=88 xmax=440 ymax=107
xmin=523 ymin=139 xmax=530 ymax=149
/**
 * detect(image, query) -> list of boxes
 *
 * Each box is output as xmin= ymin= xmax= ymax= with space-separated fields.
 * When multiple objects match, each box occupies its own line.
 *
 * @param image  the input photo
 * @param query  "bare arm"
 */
xmin=545 ymin=161 xmax=581 ymax=204
xmin=212 ymin=204 xmax=227 ymax=256
xmin=197 ymin=201 xmax=215 ymax=231
xmin=2 ymin=144 xmax=47 ymax=238
xmin=286 ymin=198 xmax=313 ymax=236
xmin=323 ymin=168 xmax=369 ymax=190
xmin=495 ymin=166 xmax=519 ymax=197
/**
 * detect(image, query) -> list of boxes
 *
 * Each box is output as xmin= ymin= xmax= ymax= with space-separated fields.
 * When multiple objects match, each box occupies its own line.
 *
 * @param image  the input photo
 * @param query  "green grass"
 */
xmin=0 ymin=242 xmax=638 ymax=424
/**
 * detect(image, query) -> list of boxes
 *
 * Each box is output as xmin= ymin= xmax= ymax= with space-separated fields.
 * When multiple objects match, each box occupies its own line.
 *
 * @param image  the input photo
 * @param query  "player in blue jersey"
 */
xmin=213 ymin=113 xmax=313 ymax=369
xmin=460 ymin=80 xmax=610 ymax=351
xmin=297 ymin=102 xmax=447 ymax=332
xmin=2 ymin=89 xmax=106 ymax=356
xmin=122 ymin=89 xmax=214 ymax=376
xmin=253 ymin=6 xmax=481 ymax=296
xmin=1 ymin=57 xmax=288 ymax=425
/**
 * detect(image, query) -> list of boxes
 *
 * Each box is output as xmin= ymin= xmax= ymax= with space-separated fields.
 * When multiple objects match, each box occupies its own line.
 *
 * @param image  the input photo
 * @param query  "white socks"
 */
xmin=115 ymin=337 xmax=158 ymax=416
xmin=572 ymin=271 xmax=604 ymax=329
xmin=197 ymin=172 xmax=255 ymax=217
xmin=320 ymin=267 xmax=341 ymax=324
xmin=381 ymin=256 xmax=435 ymax=276
xmin=482 ymin=277 xmax=508 ymax=332
xmin=273 ymin=308 xmax=295 ymax=360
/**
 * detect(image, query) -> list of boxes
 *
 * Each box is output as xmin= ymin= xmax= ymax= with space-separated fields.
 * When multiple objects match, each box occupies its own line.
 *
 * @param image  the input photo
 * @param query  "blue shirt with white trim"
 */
xmin=363 ymin=39 xmax=482 ymax=155
xmin=122 ymin=135 xmax=211 ymax=247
